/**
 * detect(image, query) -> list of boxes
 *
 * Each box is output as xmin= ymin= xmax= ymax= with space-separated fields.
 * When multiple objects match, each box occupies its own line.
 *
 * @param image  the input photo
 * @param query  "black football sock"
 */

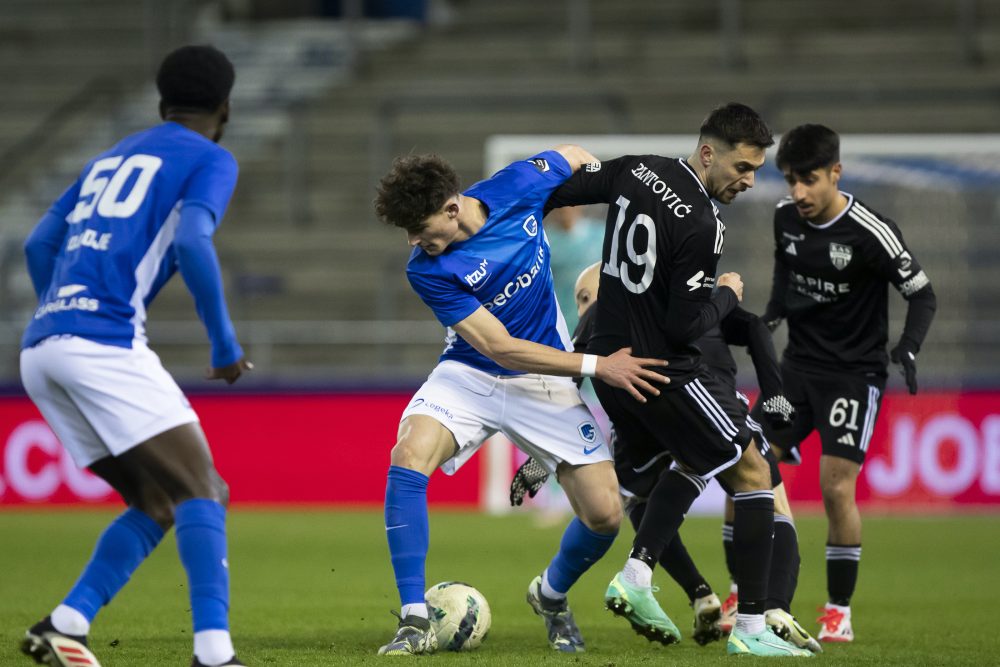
xmin=826 ymin=543 xmax=861 ymax=606
xmin=659 ymin=533 xmax=712 ymax=603
xmin=732 ymin=490 xmax=774 ymax=617
xmin=629 ymin=469 xmax=704 ymax=566
xmin=722 ymin=520 xmax=736 ymax=585
xmin=766 ymin=515 xmax=800 ymax=612
xmin=627 ymin=500 xmax=709 ymax=602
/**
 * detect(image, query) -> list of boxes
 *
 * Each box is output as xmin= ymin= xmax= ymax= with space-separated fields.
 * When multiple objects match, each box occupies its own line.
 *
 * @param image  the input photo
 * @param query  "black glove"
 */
xmin=760 ymin=395 xmax=796 ymax=432
xmin=890 ymin=343 xmax=918 ymax=395
xmin=509 ymin=457 xmax=549 ymax=506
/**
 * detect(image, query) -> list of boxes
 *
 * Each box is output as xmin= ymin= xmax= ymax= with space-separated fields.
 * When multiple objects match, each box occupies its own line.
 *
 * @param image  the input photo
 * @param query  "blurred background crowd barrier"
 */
xmin=0 ymin=0 xmax=997 ymax=509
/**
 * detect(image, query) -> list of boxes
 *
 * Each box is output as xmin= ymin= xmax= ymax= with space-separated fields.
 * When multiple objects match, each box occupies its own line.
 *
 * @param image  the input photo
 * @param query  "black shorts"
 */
xmin=751 ymin=362 xmax=886 ymax=465
xmin=595 ymin=368 xmax=752 ymax=483
xmin=613 ymin=399 xmax=778 ymax=502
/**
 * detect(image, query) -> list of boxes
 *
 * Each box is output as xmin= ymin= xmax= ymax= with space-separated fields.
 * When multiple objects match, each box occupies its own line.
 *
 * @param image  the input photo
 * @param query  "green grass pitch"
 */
xmin=2 ymin=509 xmax=999 ymax=665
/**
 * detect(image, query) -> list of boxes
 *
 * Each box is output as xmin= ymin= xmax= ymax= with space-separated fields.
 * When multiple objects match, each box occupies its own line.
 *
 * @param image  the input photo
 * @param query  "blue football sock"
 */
xmin=544 ymin=517 xmax=618 ymax=594
xmin=175 ymin=499 xmax=230 ymax=632
xmin=385 ymin=466 xmax=430 ymax=607
xmin=63 ymin=508 xmax=164 ymax=621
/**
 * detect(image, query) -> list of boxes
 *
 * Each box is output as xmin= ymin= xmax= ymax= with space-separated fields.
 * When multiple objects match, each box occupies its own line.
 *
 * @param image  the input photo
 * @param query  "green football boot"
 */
xmin=766 ymin=608 xmax=823 ymax=653
xmin=727 ymin=626 xmax=813 ymax=657
xmin=604 ymin=572 xmax=681 ymax=645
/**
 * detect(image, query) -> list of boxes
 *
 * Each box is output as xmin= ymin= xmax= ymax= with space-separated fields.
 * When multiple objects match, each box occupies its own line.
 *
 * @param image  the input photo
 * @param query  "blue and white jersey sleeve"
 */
xmin=23 ymin=183 xmax=81 ymax=298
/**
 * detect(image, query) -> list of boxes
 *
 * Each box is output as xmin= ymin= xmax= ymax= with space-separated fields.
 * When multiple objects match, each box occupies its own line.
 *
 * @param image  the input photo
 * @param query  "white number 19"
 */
xmin=603 ymin=194 xmax=657 ymax=294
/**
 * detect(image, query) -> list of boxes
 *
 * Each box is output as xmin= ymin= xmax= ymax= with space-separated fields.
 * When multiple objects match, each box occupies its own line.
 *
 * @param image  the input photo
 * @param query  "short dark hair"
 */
xmin=156 ymin=45 xmax=235 ymax=113
xmin=374 ymin=154 xmax=461 ymax=233
xmin=699 ymin=102 xmax=774 ymax=149
xmin=776 ymin=124 xmax=840 ymax=175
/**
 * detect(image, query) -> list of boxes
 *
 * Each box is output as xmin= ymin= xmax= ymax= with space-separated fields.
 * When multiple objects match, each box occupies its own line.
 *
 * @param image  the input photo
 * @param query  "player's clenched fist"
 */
xmin=717 ymin=272 xmax=743 ymax=302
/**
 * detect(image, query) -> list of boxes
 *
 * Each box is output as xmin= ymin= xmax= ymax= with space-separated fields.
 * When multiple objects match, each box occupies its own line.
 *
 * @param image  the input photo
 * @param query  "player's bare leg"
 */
xmin=379 ymin=416 xmax=457 ymax=655
xmin=526 ymin=461 xmax=621 ymax=652
xmin=817 ymin=455 xmax=862 ymax=642
xmin=22 ymin=423 xmax=241 ymax=667
xmin=129 ymin=425 xmax=242 ymax=666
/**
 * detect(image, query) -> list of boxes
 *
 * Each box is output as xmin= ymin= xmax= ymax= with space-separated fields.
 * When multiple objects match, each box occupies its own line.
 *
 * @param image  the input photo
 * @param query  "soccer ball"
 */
xmin=424 ymin=581 xmax=491 ymax=651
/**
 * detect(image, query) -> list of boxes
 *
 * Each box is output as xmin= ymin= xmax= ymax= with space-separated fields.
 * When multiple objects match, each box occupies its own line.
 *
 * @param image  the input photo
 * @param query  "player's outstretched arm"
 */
xmin=174 ymin=202 xmax=249 ymax=383
xmin=452 ymin=307 xmax=668 ymax=402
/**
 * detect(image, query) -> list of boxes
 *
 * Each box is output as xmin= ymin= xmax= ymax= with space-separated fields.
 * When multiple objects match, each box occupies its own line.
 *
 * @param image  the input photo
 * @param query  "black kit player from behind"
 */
xmin=543 ymin=103 xmax=811 ymax=657
xmin=753 ymin=124 xmax=937 ymax=643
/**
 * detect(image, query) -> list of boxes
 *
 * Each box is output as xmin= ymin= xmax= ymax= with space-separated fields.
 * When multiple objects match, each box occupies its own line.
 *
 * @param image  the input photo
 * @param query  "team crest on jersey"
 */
xmin=578 ymin=422 xmax=597 ymax=443
xmin=829 ymin=243 xmax=853 ymax=270
xmin=896 ymin=250 xmax=913 ymax=278
xmin=528 ymin=158 xmax=550 ymax=173
xmin=522 ymin=214 xmax=538 ymax=237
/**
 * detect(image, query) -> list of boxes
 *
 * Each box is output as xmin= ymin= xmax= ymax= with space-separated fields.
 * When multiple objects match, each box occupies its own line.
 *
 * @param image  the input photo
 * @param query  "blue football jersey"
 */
xmin=22 ymin=122 xmax=238 ymax=350
xmin=407 ymin=150 xmax=576 ymax=375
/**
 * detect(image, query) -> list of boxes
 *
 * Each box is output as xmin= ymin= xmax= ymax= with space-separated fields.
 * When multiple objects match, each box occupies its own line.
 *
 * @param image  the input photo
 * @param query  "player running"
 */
xmin=18 ymin=46 xmax=251 ymax=667
xmin=753 ymin=123 xmax=937 ymax=643
xmin=373 ymin=148 xmax=669 ymax=655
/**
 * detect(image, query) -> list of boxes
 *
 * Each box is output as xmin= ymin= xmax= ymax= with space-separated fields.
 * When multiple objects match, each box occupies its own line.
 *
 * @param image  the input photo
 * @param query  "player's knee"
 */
xmin=213 ymin=476 xmax=231 ymax=508
xmin=820 ymin=478 xmax=854 ymax=506
xmin=581 ymin=499 xmax=622 ymax=534
xmin=134 ymin=497 xmax=175 ymax=530
xmin=728 ymin=450 xmax=770 ymax=491
xmin=389 ymin=438 xmax=444 ymax=476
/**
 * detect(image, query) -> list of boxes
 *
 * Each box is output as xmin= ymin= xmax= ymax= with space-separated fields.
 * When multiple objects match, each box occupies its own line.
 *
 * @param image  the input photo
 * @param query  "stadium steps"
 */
xmin=219 ymin=0 xmax=997 ymax=386
xmin=4 ymin=0 xmax=997 ymax=383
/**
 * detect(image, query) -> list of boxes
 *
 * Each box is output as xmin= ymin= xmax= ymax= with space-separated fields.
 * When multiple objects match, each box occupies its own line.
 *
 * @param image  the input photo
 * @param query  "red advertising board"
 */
xmin=779 ymin=392 xmax=1000 ymax=509
xmin=1 ymin=391 xmax=998 ymax=510
xmin=0 ymin=393 xmax=480 ymax=507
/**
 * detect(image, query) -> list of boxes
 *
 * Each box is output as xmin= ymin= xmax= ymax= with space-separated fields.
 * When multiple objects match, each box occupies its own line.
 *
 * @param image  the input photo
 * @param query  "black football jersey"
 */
xmin=767 ymin=193 xmax=931 ymax=374
xmin=547 ymin=155 xmax=739 ymax=386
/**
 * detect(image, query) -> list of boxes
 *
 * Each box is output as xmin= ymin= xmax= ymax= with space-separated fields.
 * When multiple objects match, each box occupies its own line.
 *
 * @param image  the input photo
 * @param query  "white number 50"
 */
xmin=69 ymin=154 xmax=163 ymax=223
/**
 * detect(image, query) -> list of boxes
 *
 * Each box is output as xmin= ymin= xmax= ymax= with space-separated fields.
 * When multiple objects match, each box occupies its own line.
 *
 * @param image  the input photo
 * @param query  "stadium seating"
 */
xmin=0 ymin=0 xmax=997 ymax=384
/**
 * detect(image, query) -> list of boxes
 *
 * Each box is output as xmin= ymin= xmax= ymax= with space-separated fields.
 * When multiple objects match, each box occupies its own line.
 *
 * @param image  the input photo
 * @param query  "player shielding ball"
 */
xmin=513 ymin=261 xmax=821 ymax=654
xmin=544 ymin=103 xmax=811 ymax=657
xmin=18 ymin=46 xmax=251 ymax=667
xmin=754 ymin=124 xmax=936 ymax=642
xmin=373 ymin=147 xmax=668 ymax=655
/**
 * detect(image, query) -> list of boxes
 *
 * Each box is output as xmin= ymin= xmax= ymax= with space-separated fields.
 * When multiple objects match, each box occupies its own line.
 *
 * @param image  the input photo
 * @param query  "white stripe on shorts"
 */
xmin=685 ymin=379 xmax=738 ymax=439
xmin=668 ymin=461 xmax=708 ymax=493
xmin=860 ymin=385 xmax=880 ymax=452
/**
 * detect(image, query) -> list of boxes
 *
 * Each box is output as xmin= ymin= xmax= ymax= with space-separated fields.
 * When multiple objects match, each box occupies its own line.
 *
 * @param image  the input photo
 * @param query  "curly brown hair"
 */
xmin=373 ymin=154 xmax=461 ymax=234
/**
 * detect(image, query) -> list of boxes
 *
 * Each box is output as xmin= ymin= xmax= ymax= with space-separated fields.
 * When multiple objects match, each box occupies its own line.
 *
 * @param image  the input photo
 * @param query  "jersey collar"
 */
xmin=677 ymin=158 xmax=711 ymax=200
xmin=805 ymin=192 xmax=854 ymax=230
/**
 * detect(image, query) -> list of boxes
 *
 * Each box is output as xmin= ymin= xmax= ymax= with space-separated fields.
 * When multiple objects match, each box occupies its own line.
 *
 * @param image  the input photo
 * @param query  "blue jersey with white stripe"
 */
xmin=22 ymin=122 xmax=238 ymax=351
xmin=407 ymin=151 xmax=575 ymax=376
